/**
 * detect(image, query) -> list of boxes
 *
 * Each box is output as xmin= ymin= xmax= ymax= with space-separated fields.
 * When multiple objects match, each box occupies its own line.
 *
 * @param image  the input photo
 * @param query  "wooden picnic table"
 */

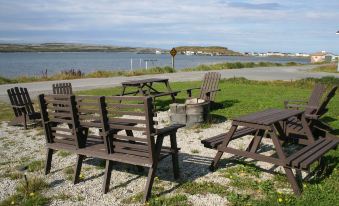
xmin=209 ymin=108 xmax=338 ymax=196
xmin=120 ymin=78 xmax=180 ymax=103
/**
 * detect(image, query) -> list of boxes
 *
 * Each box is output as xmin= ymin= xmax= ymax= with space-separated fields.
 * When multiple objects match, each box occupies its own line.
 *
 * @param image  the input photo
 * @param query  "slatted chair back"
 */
xmin=102 ymin=96 xmax=156 ymax=164
xmin=38 ymin=94 xmax=84 ymax=148
xmin=305 ymin=83 xmax=327 ymax=114
xmin=199 ymin=72 xmax=221 ymax=101
xmin=314 ymin=85 xmax=337 ymax=118
xmin=75 ymin=95 xmax=108 ymax=148
xmin=52 ymin=82 xmax=73 ymax=95
xmin=7 ymin=87 xmax=36 ymax=117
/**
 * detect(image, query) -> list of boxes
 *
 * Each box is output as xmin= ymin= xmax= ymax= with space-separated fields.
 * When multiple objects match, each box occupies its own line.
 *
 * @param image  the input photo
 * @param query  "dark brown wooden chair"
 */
xmin=7 ymin=87 xmax=41 ymax=129
xmin=73 ymin=96 xmax=184 ymax=202
xmin=186 ymin=72 xmax=221 ymax=102
xmin=285 ymin=85 xmax=338 ymax=143
xmin=284 ymin=83 xmax=327 ymax=115
xmin=52 ymin=82 xmax=73 ymax=94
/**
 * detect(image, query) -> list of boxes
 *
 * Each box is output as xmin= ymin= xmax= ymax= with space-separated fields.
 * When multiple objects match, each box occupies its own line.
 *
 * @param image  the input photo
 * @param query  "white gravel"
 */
xmin=0 ymin=111 xmax=291 ymax=205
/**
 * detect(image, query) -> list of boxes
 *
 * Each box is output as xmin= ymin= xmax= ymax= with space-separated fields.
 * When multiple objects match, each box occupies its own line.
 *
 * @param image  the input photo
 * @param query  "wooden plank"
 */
xmin=109 ymin=117 xmax=146 ymax=124
xmin=300 ymin=140 xmax=338 ymax=169
xmin=113 ymin=134 xmax=148 ymax=143
xmin=291 ymin=140 xmax=332 ymax=168
xmin=108 ymin=123 xmax=147 ymax=131
xmin=106 ymin=103 xmax=145 ymax=109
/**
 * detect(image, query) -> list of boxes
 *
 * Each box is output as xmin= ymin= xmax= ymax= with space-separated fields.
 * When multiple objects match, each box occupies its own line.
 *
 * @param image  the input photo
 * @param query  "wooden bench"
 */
xmin=201 ymin=127 xmax=257 ymax=149
xmin=286 ymin=137 xmax=339 ymax=170
xmin=39 ymin=94 xmax=184 ymax=203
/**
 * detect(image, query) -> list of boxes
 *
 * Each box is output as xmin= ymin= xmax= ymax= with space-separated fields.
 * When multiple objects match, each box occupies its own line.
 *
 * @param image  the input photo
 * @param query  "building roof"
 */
xmin=310 ymin=51 xmax=335 ymax=56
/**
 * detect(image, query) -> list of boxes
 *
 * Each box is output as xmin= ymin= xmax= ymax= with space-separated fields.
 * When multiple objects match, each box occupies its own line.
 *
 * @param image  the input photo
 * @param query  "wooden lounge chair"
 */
xmin=73 ymin=96 xmax=184 ymax=202
xmin=284 ymin=85 xmax=338 ymax=144
xmin=52 ymin=82 xmax=73 ymax=94
xmin=284 ymin=83 xmax=327 ymax=116
xmin=186 ymin=72 xmax=221 ymax=102
xmin=7 ymin=87 xmax=41 ymax=129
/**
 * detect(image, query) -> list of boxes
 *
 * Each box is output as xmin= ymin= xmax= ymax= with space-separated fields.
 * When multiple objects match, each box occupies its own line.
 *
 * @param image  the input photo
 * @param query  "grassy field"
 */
xmin=1 ymin=77 xmax=338 ymax=205
xmin=312 ymin=63 xmax=339 ymax=73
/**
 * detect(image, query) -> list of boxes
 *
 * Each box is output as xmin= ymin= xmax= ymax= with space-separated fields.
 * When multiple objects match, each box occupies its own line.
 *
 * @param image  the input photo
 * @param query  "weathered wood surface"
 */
xmin=7 ymin=87 xmax=41 ymax=129
xmin=52 ymin=82 xmax=73 ymax=95
xmin=186 ymin=72 xmax=221 ymax=102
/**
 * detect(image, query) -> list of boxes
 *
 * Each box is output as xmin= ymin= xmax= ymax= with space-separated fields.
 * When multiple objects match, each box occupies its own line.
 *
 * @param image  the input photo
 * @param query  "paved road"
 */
xmin=1 ymin=65 xmax=338 ymax=102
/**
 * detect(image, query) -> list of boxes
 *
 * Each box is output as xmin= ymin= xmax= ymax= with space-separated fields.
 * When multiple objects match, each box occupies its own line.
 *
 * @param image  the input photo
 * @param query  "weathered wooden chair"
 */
xmin=38 ymin=94 xmax=94 ymax=183
xmin=7 ymin=87 xmax=41 ymax=129
xmin=284 ymin=85 xmax=338 ymax=144
xmin=73 ymin=96 xmax=183 ymax=202
xmin=284 ymin=83 xmax=327 ymax=115
xmin=52 ymin=82 xmax=73 ymax=94
xmin=186 ymin=72 xmax=221 ymax=102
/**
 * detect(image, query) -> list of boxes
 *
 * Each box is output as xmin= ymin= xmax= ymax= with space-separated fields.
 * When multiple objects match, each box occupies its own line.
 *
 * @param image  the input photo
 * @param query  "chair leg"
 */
xmin=170 ymin=133 xmax=180 ymax=179
xmin=143 ymin=166 xmax=157 ymax=203
xmin=103 ymin=160 xmax=113 ymax=194
xmin=73 ymin=154 xmax=86 ymax=184
xmin=284 ymin=167 xmax=302 ymax=196
xmin=45 ymin=148 xmax=54 ymax=175
xmin=23 ymin=114 xmax=27 ymax=130
xmin=210 ymin=151 xmax=223 ymax=171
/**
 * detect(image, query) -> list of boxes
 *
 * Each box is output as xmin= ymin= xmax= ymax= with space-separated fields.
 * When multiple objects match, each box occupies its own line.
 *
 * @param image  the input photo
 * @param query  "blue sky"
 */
xmin=0 ymin=0 xmax=338 ymax=53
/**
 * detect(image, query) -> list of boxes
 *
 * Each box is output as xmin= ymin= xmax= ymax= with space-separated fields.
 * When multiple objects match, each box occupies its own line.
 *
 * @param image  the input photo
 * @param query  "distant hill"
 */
xmin=175 ymin=46 xmax=242 ymax=56
xmin=0 ymin=43 xmax=161 ymax=53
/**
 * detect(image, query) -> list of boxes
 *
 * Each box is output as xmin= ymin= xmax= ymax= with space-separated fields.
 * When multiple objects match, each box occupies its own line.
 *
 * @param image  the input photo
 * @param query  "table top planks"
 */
xmin=121 ymin=78 xmax=169 ymax=86
xmin=233 ymin=109 xmax=303 ymax=126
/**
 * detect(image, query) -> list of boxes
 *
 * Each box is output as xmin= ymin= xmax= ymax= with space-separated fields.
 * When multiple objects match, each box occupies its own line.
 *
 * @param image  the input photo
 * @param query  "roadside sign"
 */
xmin=170 ymin=48 xmax=177 ymax=57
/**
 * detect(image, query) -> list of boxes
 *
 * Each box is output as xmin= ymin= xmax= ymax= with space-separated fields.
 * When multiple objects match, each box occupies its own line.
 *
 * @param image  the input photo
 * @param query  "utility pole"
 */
xmin=336 ymin=31 xmax=339 ymax=72
xmin=130 ymin=58 xmax=133 ymax=71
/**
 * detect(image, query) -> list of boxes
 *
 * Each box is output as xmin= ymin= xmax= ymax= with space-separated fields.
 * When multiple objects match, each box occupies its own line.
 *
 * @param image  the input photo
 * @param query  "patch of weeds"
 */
xmin=190 ymin=149 xmax=200 ymax=154
xmin=181 ymin=181 xmax=228 ymax=196
xmin=0 ymin=176 xmax=50 ymax=206
xmin=1 ymin=168 xmax=23 ymax=180
xmin=27 ymin=160 xmax=44 ymax=172
xmin=63 ymin=166 xmax=74 ymax=181
xmin=75 ymin=195 xmax=85 ymax=201
xmin=226 ymin=191 xmax=251 ymax=206
xmin=219 ymin=161 xmax=261 ymax=179
xmin=148 ymin=194 xmax=191 ymax=206
xmin=122 ymin=192 xmax=143 ymax=204
xmin=57 ymin=151 xmax=72 ymax=158
xmin=273 ymin=173 xmax=290 ymax=188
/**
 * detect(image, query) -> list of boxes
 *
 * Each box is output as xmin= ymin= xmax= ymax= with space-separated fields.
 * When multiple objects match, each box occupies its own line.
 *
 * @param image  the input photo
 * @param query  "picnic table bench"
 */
xmin=202 ymin=108 xmax=339 ymax=196
xmin=120 ymin=78 xmax=180 ymax=104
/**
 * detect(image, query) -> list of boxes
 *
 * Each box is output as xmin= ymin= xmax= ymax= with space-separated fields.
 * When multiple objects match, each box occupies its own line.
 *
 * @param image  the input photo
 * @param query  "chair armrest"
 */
xmin=284 ymin=99 xmax=308 ymax=108
xmin=153 ymin=124 xmax=185 ymax=136
xmin=204 ymin=89 xmax=221 ymax=101
xmin=304 ymin=114 xmax=320 ymax=120
xmin=186 ymin=87 xmax=201 ymax=97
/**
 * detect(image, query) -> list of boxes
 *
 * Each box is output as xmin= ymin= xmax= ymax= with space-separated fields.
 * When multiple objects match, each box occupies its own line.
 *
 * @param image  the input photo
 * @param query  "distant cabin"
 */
xmin=310 ymin=51 xmax=336 ymax=63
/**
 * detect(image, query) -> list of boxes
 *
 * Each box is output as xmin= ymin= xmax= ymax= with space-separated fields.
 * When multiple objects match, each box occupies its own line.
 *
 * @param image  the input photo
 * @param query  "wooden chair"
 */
xmin=284 ymin=85 xmax=338 ymax=144
xmin=7 ymin=87 xmax=41 ymax=129
xmin=284 ymin=83 xmax=327 ymax=115
xmin=52 ymin=82 xmax=73 ymax=94
xmin=38 ymin=94 xmax=94 ymax=183
xmin=73 ymin=96 xmax=184 ymax=202
xmin=186 ymin=72 xmax=221 ymax=102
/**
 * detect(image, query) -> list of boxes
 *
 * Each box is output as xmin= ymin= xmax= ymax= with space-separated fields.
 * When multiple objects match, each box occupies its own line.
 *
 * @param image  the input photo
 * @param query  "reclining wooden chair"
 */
xmin=284 ymin=83 xmax=327 ymax=116
xmin=73 ymin=96 xmax=184 ymax=203
xmin=7 ymin=87 xmax=41 ymax=129
xmin=52 ymin=82 xmax=73 ymax=95
xmin=284 ymin=85 xmax=338 ymax=144
xmin=186 ymin=72 xmax=221 ymax=102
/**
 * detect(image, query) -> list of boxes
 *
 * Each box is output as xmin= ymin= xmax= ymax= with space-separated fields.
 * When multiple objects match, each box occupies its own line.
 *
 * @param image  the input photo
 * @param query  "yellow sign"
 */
xmin=170 ymin=48 xmax=177 ymax=57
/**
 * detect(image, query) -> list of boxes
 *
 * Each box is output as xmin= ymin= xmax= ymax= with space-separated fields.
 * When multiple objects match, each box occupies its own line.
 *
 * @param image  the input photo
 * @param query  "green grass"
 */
xmin=57 ymin=151 xmax=72 ymax=158
xmin=312 ymin=63 xmax=339 ymax=73
xmin=0 ymin=177 xmax=50 ymax=206
xmin=27 ymin=160 xmax=44 ymax=172
xmin=181 ymin=181 xmax=228 ymax=196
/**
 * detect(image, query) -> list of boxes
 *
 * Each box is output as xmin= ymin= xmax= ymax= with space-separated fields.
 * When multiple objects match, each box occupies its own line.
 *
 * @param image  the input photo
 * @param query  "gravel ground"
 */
xmin=0 ymin=111 xmax=292 ymax=205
